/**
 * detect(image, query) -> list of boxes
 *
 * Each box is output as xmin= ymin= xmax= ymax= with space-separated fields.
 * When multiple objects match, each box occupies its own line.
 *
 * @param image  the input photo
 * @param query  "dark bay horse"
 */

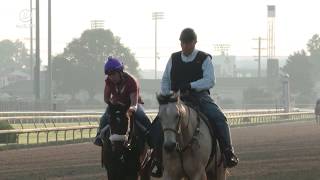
xmin=157 ymin=93 xmax=226 ymax=180
xmin=100 ymin=103 xmax=152 ymax=180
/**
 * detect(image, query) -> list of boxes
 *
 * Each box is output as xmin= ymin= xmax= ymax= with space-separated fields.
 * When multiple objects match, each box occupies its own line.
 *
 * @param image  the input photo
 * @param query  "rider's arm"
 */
xmin=128 ymin=77 xmax=139 ymax=113
xmin=104 ymin=80 xmax=111 ymax=104
xmin=129 ymin=92 xmax=138 ymax=111
xmin=190 ymin=56 xmax=215 ymax=91
xmin=160 ymin=58 xmax=172 ymax=95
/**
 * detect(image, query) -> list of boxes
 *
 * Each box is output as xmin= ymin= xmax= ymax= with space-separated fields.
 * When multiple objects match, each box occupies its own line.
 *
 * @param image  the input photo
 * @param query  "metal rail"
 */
xmin=0 ymin=111 xmax=315 ymax=147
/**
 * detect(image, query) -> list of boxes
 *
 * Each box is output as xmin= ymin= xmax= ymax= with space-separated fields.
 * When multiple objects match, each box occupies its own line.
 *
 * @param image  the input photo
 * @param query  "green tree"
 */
xmin=0 ymin=39 xmax=29 ymax=73
xmin=52 ymin=29 xmax=140 ymax=98
xmin=307 ymin=34 xmax=320 ymax=79
xmin=282 ymin=50 xmax=315 ymax=103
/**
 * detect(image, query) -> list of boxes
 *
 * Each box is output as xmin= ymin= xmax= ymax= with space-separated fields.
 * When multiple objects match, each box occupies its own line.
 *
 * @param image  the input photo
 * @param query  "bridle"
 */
xmin=108 ymin=109 xmax=132 ymax=151
xmin=162 ymin=104 xmax=188 ymax=137
xmin=162 ymin=103 xmax=200 ymax=152
xmin=162 ymin=102 xmax=201 ymax=179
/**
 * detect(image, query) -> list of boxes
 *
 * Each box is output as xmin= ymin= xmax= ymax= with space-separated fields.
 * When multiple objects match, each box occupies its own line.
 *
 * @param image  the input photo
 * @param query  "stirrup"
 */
xmin=224 ymin=150 xmax=239 ymax=168
xmin=151 ymin=159 xmax=163 ymax=177
xmin=93 ymin=137 xmax=103 ymax=147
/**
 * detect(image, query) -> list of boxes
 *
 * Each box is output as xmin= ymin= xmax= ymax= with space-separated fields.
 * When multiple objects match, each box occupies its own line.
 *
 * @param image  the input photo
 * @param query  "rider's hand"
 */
xmin=127 ymin=105 xmax=137 ymax=117
xmin=108 ymin=98 xmax=121 ymax=105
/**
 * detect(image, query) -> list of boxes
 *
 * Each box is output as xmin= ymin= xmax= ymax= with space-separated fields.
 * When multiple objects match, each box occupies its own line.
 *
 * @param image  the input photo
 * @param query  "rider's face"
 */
xmin=180 ymin=40 xmax=196 ymax=56
xmin=108 ymin=71 xmax=121 ymax=84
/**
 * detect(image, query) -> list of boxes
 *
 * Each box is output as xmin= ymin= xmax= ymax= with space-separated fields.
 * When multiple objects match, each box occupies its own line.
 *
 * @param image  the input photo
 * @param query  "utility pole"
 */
xmin=47 ymin=0 xmax=52 ymax=103
xmin=34 ymin=0 xmax=40 ymax=100
xmin=152 ymin=12 xmax=164 ymax=79
xmin=252 ymin=37 xmax=267 ymax=77
xmin=30 ymin=0 xmax=33 ymax=82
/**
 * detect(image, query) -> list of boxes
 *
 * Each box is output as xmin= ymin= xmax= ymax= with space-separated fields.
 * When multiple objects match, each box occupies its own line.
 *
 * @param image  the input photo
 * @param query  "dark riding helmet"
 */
xmin=104 ymin=57 xmax=124 ymax=75
xmin=179 ymin=28 xmax=197 ymax=43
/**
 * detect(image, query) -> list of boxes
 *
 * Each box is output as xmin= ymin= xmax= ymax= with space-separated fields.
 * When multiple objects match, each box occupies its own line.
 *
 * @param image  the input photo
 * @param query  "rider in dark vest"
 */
xmin=170 ymin=50 xmax=210 ymax=93
xmin=161 ymin=28 xmax=239 ymax=168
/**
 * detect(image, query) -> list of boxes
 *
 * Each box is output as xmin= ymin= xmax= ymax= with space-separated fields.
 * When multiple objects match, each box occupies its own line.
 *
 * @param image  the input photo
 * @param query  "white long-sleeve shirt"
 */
xmin=160 ymin=49 xmax=215 ymax=95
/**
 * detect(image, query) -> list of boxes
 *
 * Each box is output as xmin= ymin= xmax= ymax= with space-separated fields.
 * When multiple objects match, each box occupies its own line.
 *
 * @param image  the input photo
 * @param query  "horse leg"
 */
xmin=139 ymin=159 xmax=151 ymax=180
xmin=207 ymin=171 xmax=214 ymax=180
xmin=189 ymin=169 xmax=207 ymax=180
xmin=208 ymin=166 xmax=226 ymax=180
xmin=125 ymin=174 xmax=138 ymax=180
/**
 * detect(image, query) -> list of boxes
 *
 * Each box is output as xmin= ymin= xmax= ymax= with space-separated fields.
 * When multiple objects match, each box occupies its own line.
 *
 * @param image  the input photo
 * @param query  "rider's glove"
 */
xmin=127 ymin=105 xmax=137 ymax=117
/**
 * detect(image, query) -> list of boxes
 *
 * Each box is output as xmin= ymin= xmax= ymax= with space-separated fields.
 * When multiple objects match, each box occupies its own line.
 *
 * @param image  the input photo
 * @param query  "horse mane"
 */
xmin=156 ymin=93 xmax=179 ymax=105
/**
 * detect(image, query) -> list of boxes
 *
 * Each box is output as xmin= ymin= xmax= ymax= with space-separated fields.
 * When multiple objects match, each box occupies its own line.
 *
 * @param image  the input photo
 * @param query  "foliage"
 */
xmin=0 ymin=39 xmax=29 ymax=73
xmin=282 ymin=34 xmax=320 ymax=104
xmin=307 ymin=34 xmax=320 ymax=80
xmin=282 ymin=50 xmax=315 ymax=103
xmin=282 ymin=50 xmax=313 ymax=95
xmin=0 ymin=121 xmax=17 ymax=143
xmin=52 ymin=29 xmax=140 ymax=97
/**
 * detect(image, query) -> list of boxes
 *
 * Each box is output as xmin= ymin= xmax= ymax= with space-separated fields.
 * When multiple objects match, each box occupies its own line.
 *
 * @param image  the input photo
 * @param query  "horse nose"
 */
xmin=164 ymin=141 xmax=176 ymax=152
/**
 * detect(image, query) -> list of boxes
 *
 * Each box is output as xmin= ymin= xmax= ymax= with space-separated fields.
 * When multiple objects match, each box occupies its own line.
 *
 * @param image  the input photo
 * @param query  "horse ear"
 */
xmin=156 ymin=92 xmax=167 ymax=104
xmin=172 ymin=90 xmax=180 ymax=98
xmin=172 ymin=91 xmax=180 ymax=102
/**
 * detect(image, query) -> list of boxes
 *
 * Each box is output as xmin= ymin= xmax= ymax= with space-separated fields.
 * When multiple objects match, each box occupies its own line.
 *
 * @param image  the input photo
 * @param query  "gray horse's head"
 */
xmin=156 ymin=93 xmax=188 ymax=152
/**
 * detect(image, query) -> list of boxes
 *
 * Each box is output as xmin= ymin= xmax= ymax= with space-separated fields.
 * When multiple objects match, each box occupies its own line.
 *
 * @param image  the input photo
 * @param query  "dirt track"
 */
xmin=1 ymin=121 xmax=320 ymax=180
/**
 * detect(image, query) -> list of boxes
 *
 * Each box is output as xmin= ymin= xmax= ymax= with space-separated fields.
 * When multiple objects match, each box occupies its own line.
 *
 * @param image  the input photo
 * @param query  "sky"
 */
xmin=1 ymin=0 xmax=320 ymax=70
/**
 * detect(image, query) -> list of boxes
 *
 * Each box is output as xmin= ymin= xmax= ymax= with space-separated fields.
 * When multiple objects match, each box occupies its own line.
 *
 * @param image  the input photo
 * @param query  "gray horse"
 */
xmin=157 ymin=93 xmax=226 ymax=180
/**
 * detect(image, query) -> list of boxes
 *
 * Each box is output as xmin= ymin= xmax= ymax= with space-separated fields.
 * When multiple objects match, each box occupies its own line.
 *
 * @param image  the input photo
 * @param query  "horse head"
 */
xmin=156 ymin=93 xmax=226 ymax=180
xmin=108 ymin=103 xmax=131 ymax=152
xmin=101 ymin=103 xmax=151 ymax=180
xmin=156 ymin=92 xmax=191 ymax=153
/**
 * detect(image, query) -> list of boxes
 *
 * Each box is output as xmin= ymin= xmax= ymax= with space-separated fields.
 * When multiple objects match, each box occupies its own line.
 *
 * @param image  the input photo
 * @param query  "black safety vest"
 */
xmin=170 ymin=51 xmax=211 ymax=91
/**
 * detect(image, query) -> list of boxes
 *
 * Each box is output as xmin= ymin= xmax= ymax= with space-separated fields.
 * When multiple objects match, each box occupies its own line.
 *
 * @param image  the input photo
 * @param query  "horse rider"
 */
xmin=160 ymin=28 xmax=239 ymax=168
xmin=94 ymin=57 xmax=163 ymax=177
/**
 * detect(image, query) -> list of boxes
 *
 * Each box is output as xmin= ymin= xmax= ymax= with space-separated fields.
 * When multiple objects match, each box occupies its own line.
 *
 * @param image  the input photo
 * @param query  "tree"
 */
xmin=307 ymin=34 xmax=320 ymax=79
xmin=282 ymin=50 xmax=315 ymax=103
xmin=0 ymin=39 xmax=29 ymax=73
xmin=52 ymin=29 xmax=140 ymax=98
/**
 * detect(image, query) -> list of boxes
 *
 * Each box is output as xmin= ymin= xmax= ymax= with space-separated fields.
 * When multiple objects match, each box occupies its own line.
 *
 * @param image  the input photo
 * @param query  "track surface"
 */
xmin=1 ymin=121 xmax=320 ymax=180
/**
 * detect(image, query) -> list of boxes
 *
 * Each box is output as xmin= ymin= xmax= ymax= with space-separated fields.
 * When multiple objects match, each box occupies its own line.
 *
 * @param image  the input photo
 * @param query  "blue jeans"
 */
xmin=98 ymin=104 xmax=162 ymax=149
xmin=190 ymin=91 xmax=233 ymax=151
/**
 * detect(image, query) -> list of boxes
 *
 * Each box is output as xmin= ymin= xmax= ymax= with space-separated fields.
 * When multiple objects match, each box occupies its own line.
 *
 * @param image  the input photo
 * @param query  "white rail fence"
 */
xmin=0 ymin=110 xmax=315 ymax=147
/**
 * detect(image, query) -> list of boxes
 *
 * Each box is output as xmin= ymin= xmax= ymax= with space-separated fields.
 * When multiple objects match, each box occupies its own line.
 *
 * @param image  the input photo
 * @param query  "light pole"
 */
xmin=30 ymin=0 xmax=33 ymax=82
xmin=281 ymin=73 xmax=290 ymax=112
xmin=47 ymin=0 xmax=52 ymax=103
xmin=152 ymin=12 xmax=164 ymax=79
xmin=34 ymin=0 xmax=40 ymax=100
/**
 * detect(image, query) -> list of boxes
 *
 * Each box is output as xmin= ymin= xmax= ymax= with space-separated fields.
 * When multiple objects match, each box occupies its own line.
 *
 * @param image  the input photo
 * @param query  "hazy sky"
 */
xmin=1 ymin=0 xmax=320 ymax=70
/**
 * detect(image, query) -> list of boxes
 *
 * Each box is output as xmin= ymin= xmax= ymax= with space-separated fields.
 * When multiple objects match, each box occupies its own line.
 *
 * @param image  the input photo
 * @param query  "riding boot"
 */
xmin=216 ymin=124 xmax=239 ymax=168
xmin=148 ymin=115 xmax=164 ymax=177
xmin=93 ymin=130 xmax=103 ymax=147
